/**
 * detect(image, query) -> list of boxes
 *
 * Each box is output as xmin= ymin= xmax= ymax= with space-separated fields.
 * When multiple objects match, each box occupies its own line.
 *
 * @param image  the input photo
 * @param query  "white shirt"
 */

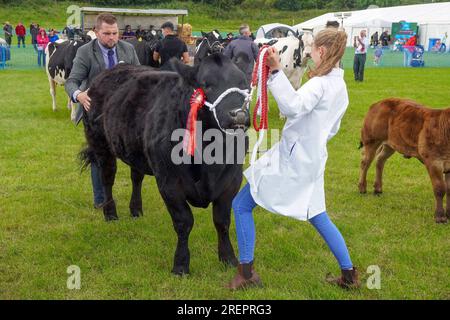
xmin=244 ymin=68 xmax=349 ymax=221
xmin=355 ymin=35 xmax=369 ymax=54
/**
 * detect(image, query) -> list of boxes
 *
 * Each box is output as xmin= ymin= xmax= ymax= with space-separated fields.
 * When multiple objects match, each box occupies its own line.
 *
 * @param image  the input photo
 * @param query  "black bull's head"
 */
xmin=170 ymin=53 xmax=250 ymax=132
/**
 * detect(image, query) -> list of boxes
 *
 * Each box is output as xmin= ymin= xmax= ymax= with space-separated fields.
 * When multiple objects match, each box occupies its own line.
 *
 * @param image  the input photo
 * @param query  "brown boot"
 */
xmin=227 ymin=261 xmax=262 ymax=290
xmin=326 ymin=267 xmax=360 ymax=289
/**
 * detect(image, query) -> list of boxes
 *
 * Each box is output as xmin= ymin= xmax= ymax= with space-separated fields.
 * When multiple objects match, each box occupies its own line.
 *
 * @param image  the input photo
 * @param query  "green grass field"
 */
xmin=0 ymin=67 xmax=449 ymax=299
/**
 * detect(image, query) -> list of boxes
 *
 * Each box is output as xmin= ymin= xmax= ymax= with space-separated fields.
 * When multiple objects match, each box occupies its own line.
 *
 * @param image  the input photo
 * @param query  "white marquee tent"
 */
xmin=294 ymin=2 xmax=450 ymax=50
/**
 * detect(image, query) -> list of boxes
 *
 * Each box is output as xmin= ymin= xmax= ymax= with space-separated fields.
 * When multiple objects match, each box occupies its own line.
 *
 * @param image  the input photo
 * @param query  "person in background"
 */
xmin=353 ymin=29 xmax=369 ymax=81
xmin=15 ymin=21 xmax=26 ymax=48
xmin=48 ymin=29 xmax=59 ymax=43
xmin=373 ymin=44 xmax=383 ymax=66
xmin=135 ymin=25 xmax=146 ymax=40
xmin=121 ymin=25 xmax=135 ymax=39
xmin=380 ymin=31 xmax=390 ymax=48
xmin=153 ymin=21 xmax=189 ymax=68
xmin=325 ymin=20 xmax=340 ymax=29
xmin=36 ymin=28 xmax=49 ymax=67
xmin=403 ymin=34 xmax=417 ymax=67
xmin=224 ymin=32 xmax=234 ymax=46
xmin=223 ymin=24 xmax=259 ymax=86
xmin=325 ymin=20 xmax=343 ymax=68
xmin=3 ymin=22 xmax=13 ymax=46
xmin=30 ymin=22 xmax=39 ymax=52
xmin=370 ymin=31 xmax=379 ymax=47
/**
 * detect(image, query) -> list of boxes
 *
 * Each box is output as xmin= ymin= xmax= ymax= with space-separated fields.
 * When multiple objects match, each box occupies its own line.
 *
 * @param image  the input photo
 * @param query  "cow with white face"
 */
xmin=45 ymin=32 xmax=97 ymax=121
xmin=254 ymin=31 xmax=313 ymax=90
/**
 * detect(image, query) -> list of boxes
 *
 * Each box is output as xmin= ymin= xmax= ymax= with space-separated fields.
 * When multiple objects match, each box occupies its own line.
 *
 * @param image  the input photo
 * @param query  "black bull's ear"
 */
xmin=231 ymin=52 xmax=250 ymax=73
xmin=168 ymin=58 xmax=200 ymax=88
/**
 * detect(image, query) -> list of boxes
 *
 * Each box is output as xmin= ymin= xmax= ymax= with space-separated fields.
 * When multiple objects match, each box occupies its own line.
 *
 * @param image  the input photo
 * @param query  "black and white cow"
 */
xmin=254 ymin=32 xmax=313 ymax=90
xmin=45 ymin=37 xmax=95 ymax=120
xmin=194 ymin=30 xmax=225 ymax=65
xmin=125 ymin=31 xmax=160 ymax=68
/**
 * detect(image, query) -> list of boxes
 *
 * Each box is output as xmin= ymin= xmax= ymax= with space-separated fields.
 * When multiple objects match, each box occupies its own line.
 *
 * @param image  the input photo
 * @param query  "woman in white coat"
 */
xmin=227 ymin=28 xmax=359 ymax=290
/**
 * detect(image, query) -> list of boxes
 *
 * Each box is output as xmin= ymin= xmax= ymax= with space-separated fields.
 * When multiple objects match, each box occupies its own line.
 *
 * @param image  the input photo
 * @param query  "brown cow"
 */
xmin=358 ymin=98 xmax=450 ymax=224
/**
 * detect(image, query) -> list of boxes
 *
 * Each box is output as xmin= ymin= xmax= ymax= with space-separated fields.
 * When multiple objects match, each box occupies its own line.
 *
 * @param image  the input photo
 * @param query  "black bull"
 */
xmin=82 ymin=54 xmax=250 ymax=275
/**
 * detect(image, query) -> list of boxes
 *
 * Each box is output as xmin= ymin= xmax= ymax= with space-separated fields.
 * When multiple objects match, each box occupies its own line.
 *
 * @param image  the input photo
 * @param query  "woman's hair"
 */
xmin=309 ymin=28 xmax=347 ymax=78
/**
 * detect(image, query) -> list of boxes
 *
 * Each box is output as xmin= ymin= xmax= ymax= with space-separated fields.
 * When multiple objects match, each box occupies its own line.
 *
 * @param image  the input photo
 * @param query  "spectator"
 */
xmin=325 ymin=20 xmax=340 ymax=29
xmin=153 ymin=21 xmax=189 ymax=68
xmin=36 ymin=28 xmax=49 ymax=67
xmin=380 ymin=31 xmax=390 ymax=47
xmin=30 ymin=22 xmax=39 ymax=52
xmin=223 ymin=24 xmax=259 ymax=86
xmin=135 ymin=25 xmax=146 ymax=40
xmin=224 ymin=32 xmax=234 ymax=46
xmin=403 ymin=34 xmax=417 ymax=67
xmin=15 ymin=21 xmax=26 ymax=48
xmin=121 ymin=25 xmax=135 ymax=39
xmin=353 ymin=30 xmax=369 ymax=82
xmin=2 ymin=21 xmax=13 ymax=46
xmin=371 ymin=31 xmax=379 ymax=47
xmin=373 ymin=44 xmax=383 ymax=66
xmin=325 ymin=20 xmax=343 ymax=68
xmin=48 ymin=29 xmax=59 ymax=43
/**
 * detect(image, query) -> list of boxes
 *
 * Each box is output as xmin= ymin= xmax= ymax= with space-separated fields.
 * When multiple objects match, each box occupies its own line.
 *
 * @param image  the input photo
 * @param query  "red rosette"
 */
xmin=183 ymin=88 xmax=206 ymax=156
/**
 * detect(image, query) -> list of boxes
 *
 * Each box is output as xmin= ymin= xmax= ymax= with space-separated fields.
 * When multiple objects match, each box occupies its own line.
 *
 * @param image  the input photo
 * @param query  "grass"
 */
xmin=0 ymin=67 xmax=449 ymax=299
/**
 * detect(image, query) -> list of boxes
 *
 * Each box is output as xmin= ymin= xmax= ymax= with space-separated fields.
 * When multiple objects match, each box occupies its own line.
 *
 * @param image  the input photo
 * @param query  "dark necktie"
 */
xmin=107 ymin=49 xmax=115 ymax=69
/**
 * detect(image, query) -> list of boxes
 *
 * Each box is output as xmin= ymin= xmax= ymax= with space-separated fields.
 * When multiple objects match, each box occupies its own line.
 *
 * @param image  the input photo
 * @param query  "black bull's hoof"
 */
xmin=130 ymin=208 xmax=143 ymax=218
xmin=172 ymin=265 xmax=190 ymax=276
xmin=104 ymin=213 xmax=119 ymax=221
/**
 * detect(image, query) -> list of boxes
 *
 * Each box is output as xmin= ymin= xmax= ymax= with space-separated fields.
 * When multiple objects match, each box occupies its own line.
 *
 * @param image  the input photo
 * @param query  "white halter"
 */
xmin=203 ymin=87 xmax=251 ymax=135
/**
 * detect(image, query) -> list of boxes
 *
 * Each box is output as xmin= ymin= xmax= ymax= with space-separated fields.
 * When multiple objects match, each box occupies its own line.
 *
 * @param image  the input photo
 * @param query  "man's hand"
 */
xmin=77 ymin=90 xmax=91 ymax=111
xmin=266 ymin=47 xmax=281 ymax=72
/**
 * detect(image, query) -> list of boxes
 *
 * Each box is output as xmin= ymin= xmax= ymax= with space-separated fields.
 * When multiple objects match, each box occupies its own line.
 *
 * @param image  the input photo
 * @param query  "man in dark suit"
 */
xmin=65 ymin=13 xmax=140 ymax=209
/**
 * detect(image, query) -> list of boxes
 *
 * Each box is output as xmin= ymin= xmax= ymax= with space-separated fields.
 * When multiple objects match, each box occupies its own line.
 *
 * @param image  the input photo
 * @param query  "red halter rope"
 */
xmin=251 ymin=45 xmax=270 ymax=132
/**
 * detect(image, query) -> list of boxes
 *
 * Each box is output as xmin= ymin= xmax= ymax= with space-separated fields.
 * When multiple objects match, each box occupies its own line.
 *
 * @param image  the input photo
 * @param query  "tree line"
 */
xmin=0 ymin=0 xmax=446 ymax=11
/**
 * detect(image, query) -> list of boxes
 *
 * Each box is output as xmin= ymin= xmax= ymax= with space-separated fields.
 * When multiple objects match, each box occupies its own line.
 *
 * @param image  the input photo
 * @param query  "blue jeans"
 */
xmin=232 ymin=183 xmax=353 ymax=269
xmin=17 ymin=36 xmax=25 ymax=48
xmin=91 ymin=162 xmax=105 ymax=205
xmin=404 ymin=50 xmax=412 ymax=67
xmin=37 ymin=49 xmax=46 ymax=67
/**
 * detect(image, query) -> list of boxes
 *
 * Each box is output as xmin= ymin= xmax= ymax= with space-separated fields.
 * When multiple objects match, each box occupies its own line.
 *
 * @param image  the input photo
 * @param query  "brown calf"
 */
xmin=358 ymin=98 xmax=450 ymax=223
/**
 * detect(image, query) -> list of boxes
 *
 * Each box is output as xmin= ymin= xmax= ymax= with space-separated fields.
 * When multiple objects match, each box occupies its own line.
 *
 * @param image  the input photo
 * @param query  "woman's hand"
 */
xmin=266 ymin=47 xmax=282 ymax=73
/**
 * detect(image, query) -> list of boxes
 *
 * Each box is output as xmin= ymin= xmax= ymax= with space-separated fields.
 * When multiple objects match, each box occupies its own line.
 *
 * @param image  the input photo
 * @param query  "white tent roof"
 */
xmin=294 ymin=2 xmax=450 ymax=30
xmin=350 ymin=18 xmax=392 ymax=29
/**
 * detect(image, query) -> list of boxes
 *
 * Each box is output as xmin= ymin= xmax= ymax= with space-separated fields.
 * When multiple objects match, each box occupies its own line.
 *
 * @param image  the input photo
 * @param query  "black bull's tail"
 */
xmin=78 ymin=145 xmax=96 ymax=172
xmin=358 ymin=141 xmax=363 ymax=149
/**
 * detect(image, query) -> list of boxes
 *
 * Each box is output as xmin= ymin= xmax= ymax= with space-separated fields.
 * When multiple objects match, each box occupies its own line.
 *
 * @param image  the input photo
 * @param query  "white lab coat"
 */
xmin=244 ymin=68 xmax=349 ymax=221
